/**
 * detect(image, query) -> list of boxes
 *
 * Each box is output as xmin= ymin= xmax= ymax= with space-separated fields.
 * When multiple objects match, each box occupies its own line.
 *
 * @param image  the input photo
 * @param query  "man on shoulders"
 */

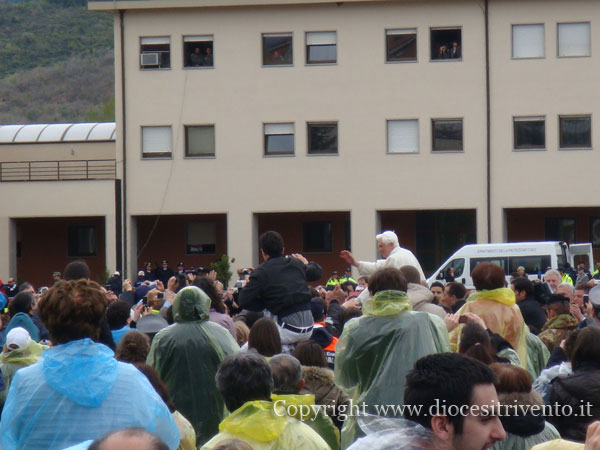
xmin=340 ymin=231 xmax=424 ymax=281
xmin=238 ymin=231 xmax=323 ymax=349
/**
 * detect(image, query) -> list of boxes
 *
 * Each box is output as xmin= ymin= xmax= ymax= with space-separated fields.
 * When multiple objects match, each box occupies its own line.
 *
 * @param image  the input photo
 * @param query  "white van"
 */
xmin=427 ymin=241 xmax=594 ymax=290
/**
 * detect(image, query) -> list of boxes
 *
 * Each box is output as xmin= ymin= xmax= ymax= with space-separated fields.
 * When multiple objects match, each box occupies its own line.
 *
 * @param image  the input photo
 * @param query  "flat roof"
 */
xmin=89 ymin=0 xmax=402 ymax=11
xmin=0 ymin=123 xmax=116 ymax=144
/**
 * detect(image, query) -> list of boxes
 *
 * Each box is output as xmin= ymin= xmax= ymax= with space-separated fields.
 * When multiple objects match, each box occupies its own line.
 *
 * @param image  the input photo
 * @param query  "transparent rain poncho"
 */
xmin=147 ymin=286 xmax=240 ymax=446
xmin=334 ymin=290 xmax=450 ymax=447
xmin=0 ymin=338 xmax=179 ymax=450
xmin=347 ymin=416 xmax=439 ymax=450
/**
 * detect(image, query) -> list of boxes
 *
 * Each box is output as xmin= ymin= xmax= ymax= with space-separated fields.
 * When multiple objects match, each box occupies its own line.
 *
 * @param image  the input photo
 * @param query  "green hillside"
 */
xmin=0 ymin=50 xmax=114 ymax=124
xmin=0 ymin=0 xmax=115 ymax=124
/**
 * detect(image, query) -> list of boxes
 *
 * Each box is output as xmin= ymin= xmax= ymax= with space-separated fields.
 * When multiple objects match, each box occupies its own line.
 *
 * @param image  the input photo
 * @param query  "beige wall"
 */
xmin=86 ymin=0 xmax=600 ymax=276
xmin=115 ymin=0 xmax=489 ymax=271
xmin=0 ymin=141 xmax=115 ymax=163
xmin=0 ymin=180 xmax=117 ymax=280
xmin=488 ymin=0 xmax=600 ymax=240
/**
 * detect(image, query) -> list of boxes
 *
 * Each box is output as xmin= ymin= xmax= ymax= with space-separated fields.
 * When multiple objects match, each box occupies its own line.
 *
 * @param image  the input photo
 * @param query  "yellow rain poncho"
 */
xmin=271 ymin=394 xmax=340 ymax=450
xmin=201 ymin=400 xmax=330 ymax=449
xmin=334 ymin=290 xmax=450 ymax=448
xmin=0 ymin=339 xmax=46 ymax=406
xmin=450 ymin=288 xmax=528 ymax=367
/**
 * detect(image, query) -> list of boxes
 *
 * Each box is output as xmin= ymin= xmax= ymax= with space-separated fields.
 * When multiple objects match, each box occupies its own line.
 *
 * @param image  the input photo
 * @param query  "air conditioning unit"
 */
xmin=140 ymin=52 xmax=160 ymax=66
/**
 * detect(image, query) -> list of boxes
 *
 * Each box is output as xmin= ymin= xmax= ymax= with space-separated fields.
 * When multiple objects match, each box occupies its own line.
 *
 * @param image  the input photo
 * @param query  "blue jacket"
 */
xmin=0 ymin=338 xmax=179 ymax=450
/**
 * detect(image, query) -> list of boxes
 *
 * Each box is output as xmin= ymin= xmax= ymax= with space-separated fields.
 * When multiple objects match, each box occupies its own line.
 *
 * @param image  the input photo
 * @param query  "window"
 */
xmin=263 ymin=33 xmax=293 ymax=65
xmin=303 ymin=222 xmax=332 ymax=253
xmin=142 ymin=126 xmax=172 ymax=158
xmin=264 ymin=123 xmax=294 ymax=155
xmin=512 ymin=24 xmax=544 ymax=59
xmin=559 ymin=115 xmax=591 ymax=149
xmin=68 ymin=226 xmax=97 ymax=257
xmin=305 ymin=31 xmax=336 ymax=64
xmin=508 ymin=255 xmax=551 ymax=275
xmin=591 ymin=217 xmax=600 ymax=247
xmin=186 ymin=222 xmax=216 ymax=255
xmin=307 ymin=122 xmax=338 ymax=155
xmin=386 ymin=28 xmax=417 ymax=62
xmin=440 ymin=258 xmax=465 ymax=279
xmin=470 ymin=257 xmax=509 ymax=275
xmin=387 ymin=120 xmax=418 ymax=153
xmin=430 ymin=28 xmax=461 ymax=60
xmin=185 ymin=125 xmax=215 ymax=157
xmin=558 ymin=23 xmax=590 ymax=57
xmin=183 ymin=35 xmax=214 ymax=67
xmin=513 ymin=116 xmax=545 ymax=150
xmin=545 ymin=217 xmax=575 ymax=243
xmin=140 ymin=36 xmax=171 ymax=69
xmin=432 ymin=119 xmax=463 ymax=152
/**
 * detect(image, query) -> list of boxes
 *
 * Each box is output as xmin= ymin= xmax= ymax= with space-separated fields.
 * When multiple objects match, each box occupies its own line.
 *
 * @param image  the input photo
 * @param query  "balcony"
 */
xmin=0 ymin=159 xmax=117 ymax=182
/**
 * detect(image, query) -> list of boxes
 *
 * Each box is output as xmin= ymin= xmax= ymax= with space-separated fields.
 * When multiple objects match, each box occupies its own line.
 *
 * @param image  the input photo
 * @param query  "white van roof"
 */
xmin=458 ymin=241 xmax=562 ymax=255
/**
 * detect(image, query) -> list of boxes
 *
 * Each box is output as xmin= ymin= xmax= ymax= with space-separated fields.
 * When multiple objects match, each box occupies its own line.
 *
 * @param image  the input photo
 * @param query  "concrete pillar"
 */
xmin=9 ymin=219 xmax=16 ymax=279
xmin=128 ymin=215 xmax=138 ymax=278
xmin=350 ymin=207 xmax=378 ymax=277
xmin=105 ymin=213 xmax=117 ymax=275
xmin=226 ymin=208 xmax=254 ymax=286
xmin=0 ymin=217 xmax=10 ymax=280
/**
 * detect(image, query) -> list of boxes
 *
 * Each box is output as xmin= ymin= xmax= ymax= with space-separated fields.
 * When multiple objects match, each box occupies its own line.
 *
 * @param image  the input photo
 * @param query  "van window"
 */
xmin=440 ymin=258 xmax=465 ymax=279
xmin=508 ymin=255 xmax=551 ymax=275
xmin=470 ymin=257 xmax=509 ymax=275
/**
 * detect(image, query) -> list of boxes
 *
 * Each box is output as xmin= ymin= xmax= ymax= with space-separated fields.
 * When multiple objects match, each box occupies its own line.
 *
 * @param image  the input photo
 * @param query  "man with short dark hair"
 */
xmin=430 ymin=281 xmax=444 ymax=304
xmin=239 ymin=231 xmax=323 ymax=350
xmin=441 ymin=281 xmax=467 ymax=313
xmin=512 ymin=277 xmax=546 ymax=335
xmin=269 ymin=354 xmax=340 ymax=450
xmin=403 ymin=353 xmax=505 ymax=449
xmin=201 ymin=352 xmax=329 ymax=449
xmin=334 ymin=267 xmax=449 ymax=446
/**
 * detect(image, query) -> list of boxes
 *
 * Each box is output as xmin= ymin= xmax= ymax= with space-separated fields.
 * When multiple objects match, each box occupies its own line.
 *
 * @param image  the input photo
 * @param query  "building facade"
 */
xmin=2 ymin=0 xmax=599 ymax=286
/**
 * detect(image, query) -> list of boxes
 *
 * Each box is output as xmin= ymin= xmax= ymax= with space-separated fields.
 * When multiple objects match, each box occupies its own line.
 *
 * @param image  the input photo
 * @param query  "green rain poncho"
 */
xmin=147 ymin=286 xmax=240 ymax=446
xmin=0 ymin=338 xmax=46 ymax=407
xmin=334 ymin=290 xmax=450 ymax=448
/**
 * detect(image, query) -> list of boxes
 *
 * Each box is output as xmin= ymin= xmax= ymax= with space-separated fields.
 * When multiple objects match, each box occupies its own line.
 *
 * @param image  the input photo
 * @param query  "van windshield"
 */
xmin=440 ymin=258 xmax=465 ymax=279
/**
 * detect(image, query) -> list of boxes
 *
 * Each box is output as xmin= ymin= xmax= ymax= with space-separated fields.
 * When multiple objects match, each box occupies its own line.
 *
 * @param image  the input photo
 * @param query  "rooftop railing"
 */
xmin=0 ymin=160 xmax=117 ymax=182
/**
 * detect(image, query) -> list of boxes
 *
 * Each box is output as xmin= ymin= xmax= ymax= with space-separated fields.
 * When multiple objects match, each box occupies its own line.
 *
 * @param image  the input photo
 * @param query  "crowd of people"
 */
xmin=1 ymin=230 xmax=600 ymax=449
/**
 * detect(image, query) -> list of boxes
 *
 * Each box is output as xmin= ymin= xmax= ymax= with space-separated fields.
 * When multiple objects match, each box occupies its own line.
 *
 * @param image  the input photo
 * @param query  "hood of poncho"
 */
xmin=271 ymin=394 xmax=317 ymax=420
xmin=0 ymin=339 xmax=45 ymax=366
xmin=220 ymin=400 xmax=287 ymax=442
xmin=362 ymin=290 xmax=412 ymax=317
xmin=172 ymin=286 xmax=210 ymax=323
xmin=41 ymin=338 xmax=118 ymax=408
xmin=467 ymin=288 xmax=516 ymax=306
xmin=407 ymin=283 xmax=434 ymax=308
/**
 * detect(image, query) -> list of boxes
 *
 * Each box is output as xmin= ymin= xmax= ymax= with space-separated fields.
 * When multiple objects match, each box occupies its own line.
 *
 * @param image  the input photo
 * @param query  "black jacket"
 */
xmin=548 ymin=362 xmax=600 ymax=442
xmin=238 ymin=255 xmax=322 ymax=317
xmin=518 ymin=296 xmax=547 ymax=335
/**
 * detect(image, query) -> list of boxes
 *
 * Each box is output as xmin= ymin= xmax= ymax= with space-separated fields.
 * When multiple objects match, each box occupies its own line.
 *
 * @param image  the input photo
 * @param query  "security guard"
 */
xmin=325 ymin=271 xmax=341 ymax=290
xmin=339 ymin=267 xmax=357 ymax=285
